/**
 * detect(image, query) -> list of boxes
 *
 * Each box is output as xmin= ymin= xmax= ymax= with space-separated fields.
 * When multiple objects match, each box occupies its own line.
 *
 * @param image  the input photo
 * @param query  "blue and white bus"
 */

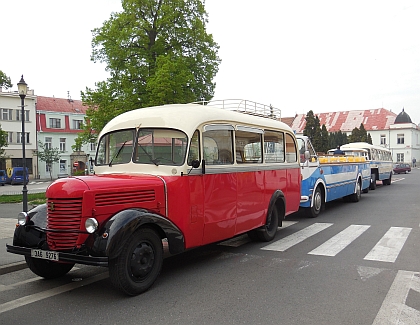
xmin=339 ymin=142 xmax=393 ymax=189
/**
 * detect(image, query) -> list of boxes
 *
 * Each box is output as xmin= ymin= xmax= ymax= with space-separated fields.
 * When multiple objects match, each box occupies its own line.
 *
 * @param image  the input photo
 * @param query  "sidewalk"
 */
xmin=0 ymin=203 xmax=27 ymax=274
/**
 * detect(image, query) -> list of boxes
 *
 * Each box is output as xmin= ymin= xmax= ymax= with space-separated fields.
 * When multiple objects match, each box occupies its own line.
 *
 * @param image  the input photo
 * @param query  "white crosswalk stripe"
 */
xmin=364 ymin=227 xmax=412 ymax=263
xmin=261 ymin=222 xmax=333 ymax=252
xmin=259 ymin=223 xmax=411 ymax=263
xmin=308 ymin=224 xmax=370 ymax=256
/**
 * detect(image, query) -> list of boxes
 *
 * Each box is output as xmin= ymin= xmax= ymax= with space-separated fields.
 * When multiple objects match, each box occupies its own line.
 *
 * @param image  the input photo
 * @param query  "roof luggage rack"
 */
xmin=192 ymin=99 xmax=281 ymax=120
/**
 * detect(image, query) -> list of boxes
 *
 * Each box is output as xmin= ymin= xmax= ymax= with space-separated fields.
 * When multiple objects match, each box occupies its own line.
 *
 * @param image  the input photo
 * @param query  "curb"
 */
xmin=0 ymin=261 xmax=27 ymax=275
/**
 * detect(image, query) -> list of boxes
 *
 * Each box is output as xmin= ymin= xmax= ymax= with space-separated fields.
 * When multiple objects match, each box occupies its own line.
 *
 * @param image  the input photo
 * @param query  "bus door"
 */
xmin=200 ymin=125 xmax=237 ymax=244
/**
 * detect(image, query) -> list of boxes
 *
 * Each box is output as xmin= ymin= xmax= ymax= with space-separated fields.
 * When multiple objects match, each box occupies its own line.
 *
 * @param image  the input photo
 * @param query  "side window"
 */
xmin=187 ymin=130 xmax=200 ymax=165
xmin=264 ymin=130 xmax=284 ymax=163
xmin=285 ymin=133 xmax=297 ymax=163
xmin=203 ymin=127 xmax=234 ymax=165
xmin=235 ymin=130 xmax=262 ymax=163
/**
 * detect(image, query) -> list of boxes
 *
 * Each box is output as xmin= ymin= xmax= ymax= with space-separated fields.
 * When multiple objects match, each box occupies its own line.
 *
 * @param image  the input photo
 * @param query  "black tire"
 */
xmin=25 ymin=256 xmax=74 ymax=279
xmin=308 ymin=186 xmax=322 ymax=218
xmin=256 ymin=206 xmax=279 ymax=242
xmin=109 ymin=227 xmax=163 ymax=296
xmin=351 ymin=181 xmax=361 ymax=202
xmin=362 ymin=185 xmax=369 ymax=193
xmin=370 ymin=174 xmax=376 ymax=190
xmin=247 ymin=229 xmax=259 ymax=241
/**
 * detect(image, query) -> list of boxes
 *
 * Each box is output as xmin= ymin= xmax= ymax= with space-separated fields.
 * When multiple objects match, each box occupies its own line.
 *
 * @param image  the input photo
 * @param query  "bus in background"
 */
xmin=8 ymin=99 xmax=301 ymax=296
xmin=339 ymin=142 xmax=393 ymax=189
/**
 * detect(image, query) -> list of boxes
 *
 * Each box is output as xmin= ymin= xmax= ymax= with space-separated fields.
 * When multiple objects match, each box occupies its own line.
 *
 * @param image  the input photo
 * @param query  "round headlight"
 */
xmin=85 ymin=218 xmax=99 ymax=233
xmin=17 ymin=212 xmax=29 ymax=226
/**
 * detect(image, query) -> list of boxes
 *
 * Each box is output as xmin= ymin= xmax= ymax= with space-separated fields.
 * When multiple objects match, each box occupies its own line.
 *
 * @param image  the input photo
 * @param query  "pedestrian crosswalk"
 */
xmin=219 ymin=221 xmax=412 ymax=264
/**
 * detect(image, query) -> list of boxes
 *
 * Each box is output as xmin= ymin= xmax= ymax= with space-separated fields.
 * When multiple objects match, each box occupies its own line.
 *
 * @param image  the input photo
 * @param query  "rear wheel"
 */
xmin=25 ymin=256 xmax=74 ymax=279
xmin=255 ymin=206 xmax=279 ymax=242
xmin=109 ymin=227 xmax=163 ymax=296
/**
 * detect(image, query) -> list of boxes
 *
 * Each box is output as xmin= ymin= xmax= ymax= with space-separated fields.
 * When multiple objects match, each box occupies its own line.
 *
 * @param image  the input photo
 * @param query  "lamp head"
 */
xmin=17 ymin=75 xmax=28 ymax=97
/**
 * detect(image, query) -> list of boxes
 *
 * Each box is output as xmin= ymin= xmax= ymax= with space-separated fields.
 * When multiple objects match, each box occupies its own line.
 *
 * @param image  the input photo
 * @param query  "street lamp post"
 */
xmin=17 ymin=75 xmax=28 ymax=212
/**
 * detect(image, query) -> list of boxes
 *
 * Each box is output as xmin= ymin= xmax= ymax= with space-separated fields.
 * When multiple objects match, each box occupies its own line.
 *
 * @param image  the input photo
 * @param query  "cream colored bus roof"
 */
xmin=340 ymin=142 xmax=391 ymax=152
xmin=100 ymin=103 xmax=292 ymax=137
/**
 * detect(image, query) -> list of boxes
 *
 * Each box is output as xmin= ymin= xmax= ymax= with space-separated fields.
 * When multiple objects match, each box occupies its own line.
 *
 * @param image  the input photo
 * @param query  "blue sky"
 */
xmin=2 ymin=0 xmax=420 ymax=124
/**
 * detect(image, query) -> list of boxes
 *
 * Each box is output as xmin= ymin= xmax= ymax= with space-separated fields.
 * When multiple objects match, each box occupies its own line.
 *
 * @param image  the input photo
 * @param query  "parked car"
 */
xmin=6 ymin=167 xmax=29 ymax=185
xmin=0 ymin=170 xmax=6 ymax=186
xmin=393 ymin=163 xmax=411 ymax=174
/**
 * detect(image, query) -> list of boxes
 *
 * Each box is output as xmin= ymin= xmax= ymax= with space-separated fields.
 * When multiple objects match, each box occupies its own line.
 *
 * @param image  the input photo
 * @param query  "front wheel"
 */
xmin=370 ymin=174 xmax=377 ymax=190
xmin=109 ymin=227 xmax=163 ymax=296
xmin=351 ymin=181 xmax=361 ymax=202
xmin=308 ymin=186 xmax=323 ymax=218
xmin=25 ymin=256 xmax=74 ymax=279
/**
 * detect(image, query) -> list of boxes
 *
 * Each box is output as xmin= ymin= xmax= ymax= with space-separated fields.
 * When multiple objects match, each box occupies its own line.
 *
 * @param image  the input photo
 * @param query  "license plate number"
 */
xmin=31 ymin=249 xmax=59 ymax=261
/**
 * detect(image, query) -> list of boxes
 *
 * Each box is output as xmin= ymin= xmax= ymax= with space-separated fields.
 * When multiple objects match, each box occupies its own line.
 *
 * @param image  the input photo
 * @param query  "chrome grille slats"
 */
xmin=47 ymin=198 xmax=83 ymax=250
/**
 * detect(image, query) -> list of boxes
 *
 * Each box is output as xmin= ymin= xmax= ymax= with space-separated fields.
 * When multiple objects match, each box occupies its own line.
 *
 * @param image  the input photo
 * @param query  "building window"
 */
xmin=60 ymin=138 xmax=66 ymax=152
xmin=73 ymin=119 xmax=83 ymax=129
xmin=397 ymin=134 xmax=404 ymax=144
xmin=60 ymin=160 xmax=66 ymax=173
xmin=17 ymin=132 xmax=30 ymax=144
xmin=7 ymin=132 xmax=13 ymax=144
xmin=16 ymin=109 xmax=29 ymax=121
xmin=1 ymin=108 xmax=13 ymax=120
xmin=45 ymin=137 xmax=52 ymax=150
xmin=397 ymin=153 xmax=404 ymax=162
xmin=49 ymin=118 xmax=61 ymax=128
xmin=90 ymin=142 xmax=96 ymax=152
xmin=46 ymin=164 xmax=51 ymax=173
xmin=380 ymin=135 xmax=386 ymax=145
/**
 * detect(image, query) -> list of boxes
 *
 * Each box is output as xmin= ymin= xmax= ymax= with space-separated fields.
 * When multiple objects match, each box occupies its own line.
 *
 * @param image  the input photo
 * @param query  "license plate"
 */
xmin=31 ymin=249 xmax=59 ymax=261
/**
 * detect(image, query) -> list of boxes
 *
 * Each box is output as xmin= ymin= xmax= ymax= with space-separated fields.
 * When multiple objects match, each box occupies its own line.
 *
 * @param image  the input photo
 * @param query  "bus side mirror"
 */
xmin=191 ymin=160 xmax=200 ymax=168
xmin=304 ymin=151 xmax=311 ymax=160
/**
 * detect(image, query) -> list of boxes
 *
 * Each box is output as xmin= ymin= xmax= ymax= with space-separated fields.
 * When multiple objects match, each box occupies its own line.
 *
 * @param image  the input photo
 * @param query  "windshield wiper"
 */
xmin=137 ymin=142 xmax=158 ymax=166
xmin=109 ymin=141 xmax=127 ymax=167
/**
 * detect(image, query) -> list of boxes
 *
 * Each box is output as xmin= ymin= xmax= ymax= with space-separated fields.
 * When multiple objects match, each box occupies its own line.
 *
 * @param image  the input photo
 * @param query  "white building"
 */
xmin=36 ymin=96 xmax=96 ymax=179
xmin=0 ymin=87 xmax=37 ymax=176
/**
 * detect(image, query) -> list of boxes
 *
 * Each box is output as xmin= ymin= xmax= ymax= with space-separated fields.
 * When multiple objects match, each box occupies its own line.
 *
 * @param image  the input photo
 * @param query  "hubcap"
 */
xmin=130 ymin=242 xmax=155 ymax=279
xmin=314 ymin=192 xmax=322 ymax=212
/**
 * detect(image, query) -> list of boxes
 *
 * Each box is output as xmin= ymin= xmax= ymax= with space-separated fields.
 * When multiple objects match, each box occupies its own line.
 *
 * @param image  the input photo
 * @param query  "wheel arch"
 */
xmin=311 ymin=180 xmax=326 ymax=207
xmin=268 ymin=190 xmax=286 ymax=227
xmin=102 ymin=209 xmax=185 ymax=259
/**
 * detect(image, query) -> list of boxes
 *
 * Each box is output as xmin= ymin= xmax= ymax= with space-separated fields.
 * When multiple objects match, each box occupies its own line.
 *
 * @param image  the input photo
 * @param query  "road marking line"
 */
xmin=0 ymin=272 xmax=109 ymax=314
xmin=372 ymin=270 xmax=420 ymax=325
xmin=364 ymin=227 xmax=411 ymax=263
xmin=261 ymin=222 xmax=333 ymax=252
xmin=308 ymin=224 xmax=370 ymax=256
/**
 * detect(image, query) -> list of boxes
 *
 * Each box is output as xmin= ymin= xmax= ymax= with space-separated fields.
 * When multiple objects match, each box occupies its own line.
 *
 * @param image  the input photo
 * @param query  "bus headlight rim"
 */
xmin=85 ymin=218 xmax=99 ymax=233
xmin=17 ymin=212 xmax=29 ymax=226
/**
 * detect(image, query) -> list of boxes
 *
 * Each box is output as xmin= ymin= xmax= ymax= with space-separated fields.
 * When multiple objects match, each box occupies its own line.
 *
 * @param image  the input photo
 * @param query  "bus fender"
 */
xmin=267 ymin=190 xmax=286 ymax=227
xmin=311 ymin=179 xmax=326 ymax=207
xmin=100 ymin=209 xmax=185 ymax=259
xmin=12 ymin=204 xmax=48 ymax=248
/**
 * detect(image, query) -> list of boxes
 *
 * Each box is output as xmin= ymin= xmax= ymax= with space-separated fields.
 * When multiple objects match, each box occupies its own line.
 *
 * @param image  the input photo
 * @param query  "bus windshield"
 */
xmin=96 ymin=128 xmax=188 ymax=166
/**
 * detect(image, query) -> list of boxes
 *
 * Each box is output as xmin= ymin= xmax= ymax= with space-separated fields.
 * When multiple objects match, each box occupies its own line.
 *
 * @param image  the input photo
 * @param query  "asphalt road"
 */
xmin=0 ymin=170 xmax=419 ymax=325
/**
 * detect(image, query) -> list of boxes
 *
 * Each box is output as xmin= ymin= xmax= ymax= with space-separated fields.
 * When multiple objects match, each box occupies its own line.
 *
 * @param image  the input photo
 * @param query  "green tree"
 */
xmin=367 ymin=133 xmax=373 ymax=144
xmin=36 ymin=141 xmax=62 ymax=180
xmin=303 ymin=111 xmax=322 ymax=151
xmin=320 ymin=124 xmax=329 ymax=153
xmin=0 ymin=70 xmax=12 ymax=89
xmin=0 ymin=124 xmax=8 ymax=158
xmin=349 ymin=123 xmax=368 ymax=143
xmin=79 ymin=0 xmax=220 ymax=145
xmin=329 ymin=131 xmax=348 ymax=149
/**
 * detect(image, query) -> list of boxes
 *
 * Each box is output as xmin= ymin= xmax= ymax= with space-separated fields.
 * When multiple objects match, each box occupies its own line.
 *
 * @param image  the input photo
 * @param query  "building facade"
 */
xmin=36 ymin=96 xmax=96 ymax=179
xmin=288 ymin=108 xmax=420 ymax=164
xmin=0 ymin=87 xmax=37 ymax=176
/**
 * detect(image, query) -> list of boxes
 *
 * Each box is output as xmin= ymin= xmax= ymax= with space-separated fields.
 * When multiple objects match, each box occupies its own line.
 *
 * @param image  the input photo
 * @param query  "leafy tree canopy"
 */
xmin=79 ymin=0 xmax=220 ymax=146
xmin=0 ymin=70 xmax=12 ymax=89
xmin=0 ymin=124 xmax=8 ymax=158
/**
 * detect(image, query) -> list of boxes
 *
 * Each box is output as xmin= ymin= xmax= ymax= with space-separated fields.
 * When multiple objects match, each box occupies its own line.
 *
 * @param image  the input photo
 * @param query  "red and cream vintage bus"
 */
xmin=7 ymin=100 xmax=301 ymax=295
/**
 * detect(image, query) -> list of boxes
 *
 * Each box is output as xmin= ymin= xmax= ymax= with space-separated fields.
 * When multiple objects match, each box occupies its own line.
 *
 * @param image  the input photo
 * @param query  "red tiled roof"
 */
xmin=280 ymin=116 xmax=295 ymax=127
xmin=36 ymin=96 xmax=88 ymax=114
xmin=289 ymin=108 xmax=397 ymax=133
